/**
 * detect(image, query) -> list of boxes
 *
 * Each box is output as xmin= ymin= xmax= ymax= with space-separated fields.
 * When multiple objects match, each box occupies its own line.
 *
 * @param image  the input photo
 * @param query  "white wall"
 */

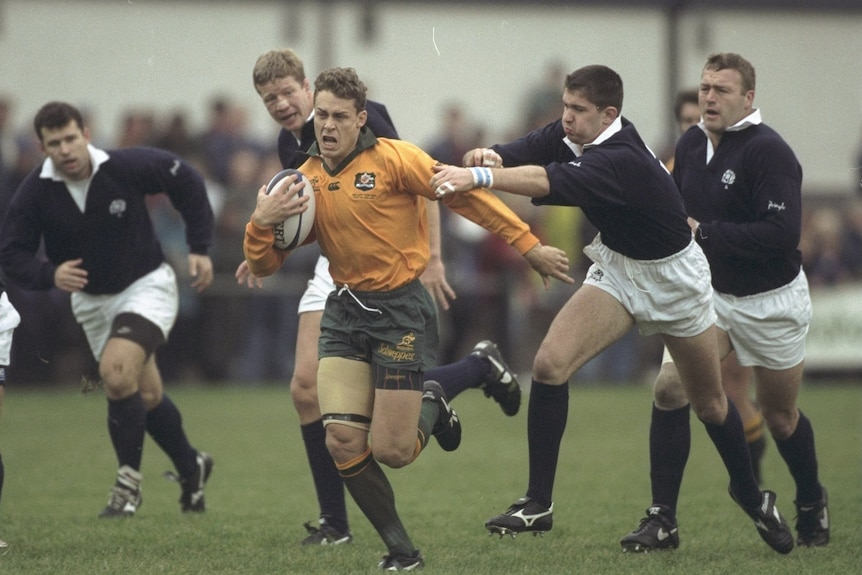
xmin=1 ymin=1 xmax=860 ymax=193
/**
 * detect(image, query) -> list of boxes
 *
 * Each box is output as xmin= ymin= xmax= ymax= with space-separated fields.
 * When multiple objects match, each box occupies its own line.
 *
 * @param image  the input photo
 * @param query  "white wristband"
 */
xmin=468 ymin=166 xmax=494 ymax=189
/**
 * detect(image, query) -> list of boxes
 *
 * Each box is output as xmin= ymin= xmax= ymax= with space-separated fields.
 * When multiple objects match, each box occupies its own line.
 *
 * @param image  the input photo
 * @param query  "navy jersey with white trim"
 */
xmin=0 ymin=146 xmax=214 ymax=295
xmin=493 ymin=118 xmax=692 ymax=261
xmin=277 ymin=100 xmax=399 ymax=169
xmin=674 ymin=123 xmax=802 ymax=296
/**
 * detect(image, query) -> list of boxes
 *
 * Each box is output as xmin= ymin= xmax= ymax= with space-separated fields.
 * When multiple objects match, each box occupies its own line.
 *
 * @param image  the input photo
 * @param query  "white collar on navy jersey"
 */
xmin=697 ymin=108 xmax=762 ymax=136
xmin=40 ymin=144 xmax=110 ymax=182
xmin=698 ymin=108 xmax=761 ymax=163
xmin=563 ymin=116 xmax=623 ymax=158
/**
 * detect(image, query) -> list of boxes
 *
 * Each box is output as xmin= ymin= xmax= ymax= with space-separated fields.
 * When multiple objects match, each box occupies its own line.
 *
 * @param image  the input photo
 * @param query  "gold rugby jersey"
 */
xmin=245 ymin=130 xmax=539 ymax=292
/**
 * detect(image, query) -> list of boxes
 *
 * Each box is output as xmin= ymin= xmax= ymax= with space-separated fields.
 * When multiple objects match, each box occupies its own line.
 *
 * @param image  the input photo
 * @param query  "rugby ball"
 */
xmin=265 ymin=168 xmax=315 ymax=250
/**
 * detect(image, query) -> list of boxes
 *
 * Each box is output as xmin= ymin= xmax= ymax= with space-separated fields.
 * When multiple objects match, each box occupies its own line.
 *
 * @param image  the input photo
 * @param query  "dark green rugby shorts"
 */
xmin=319 ymin=279 xmax=439 ymax=387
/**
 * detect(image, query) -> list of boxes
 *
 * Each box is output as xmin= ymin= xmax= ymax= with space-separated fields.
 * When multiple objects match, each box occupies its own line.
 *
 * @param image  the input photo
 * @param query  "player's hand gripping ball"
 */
xmin=265 ymin=168 xmax=315 ymax=250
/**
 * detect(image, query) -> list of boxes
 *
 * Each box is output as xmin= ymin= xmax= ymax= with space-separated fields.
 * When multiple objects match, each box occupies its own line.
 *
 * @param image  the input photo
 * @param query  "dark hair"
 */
xmin=704 ymin=52 xmax=756 ymax=93
xmin=33 ymin=101 xmax=84 ymax=141
xmin=313 ymin=67 xmax=367 ymax=112
xmin=673 ymin=88 xmax=699 ymax=122
xmin=564 ymin=65 xmax=623 ymax=112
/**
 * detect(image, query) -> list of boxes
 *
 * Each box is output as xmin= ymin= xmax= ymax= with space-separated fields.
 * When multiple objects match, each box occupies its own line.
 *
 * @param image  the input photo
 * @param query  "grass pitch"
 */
xmin=0 ymin=382 xmax=859 ymax=574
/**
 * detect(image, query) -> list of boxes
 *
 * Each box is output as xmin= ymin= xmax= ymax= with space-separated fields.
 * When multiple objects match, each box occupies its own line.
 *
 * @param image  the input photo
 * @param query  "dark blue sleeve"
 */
xmin=133 ymin=148 xmax=215 ymax=254
xmin=366 ymin=100 xmax=399 ymax=140
xmin=277 ymin=129 xmax=298 ymax=168
xmin=492 ymin=120 xmax=571 ymax=167
xmin=698 ymin=135 xmax=802 ymax=261
xmin=0 ymin=173 xmax=57 ymax=290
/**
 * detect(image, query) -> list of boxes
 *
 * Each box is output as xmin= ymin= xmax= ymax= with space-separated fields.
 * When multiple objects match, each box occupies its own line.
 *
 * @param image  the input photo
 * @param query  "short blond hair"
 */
xmin=252 ymin=49 xmax=306 ymax=89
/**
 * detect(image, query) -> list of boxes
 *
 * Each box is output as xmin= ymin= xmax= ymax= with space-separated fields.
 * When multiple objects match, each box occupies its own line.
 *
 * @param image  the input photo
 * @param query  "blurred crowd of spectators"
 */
xmin=2 ymin=88 xmax=862 ymax=387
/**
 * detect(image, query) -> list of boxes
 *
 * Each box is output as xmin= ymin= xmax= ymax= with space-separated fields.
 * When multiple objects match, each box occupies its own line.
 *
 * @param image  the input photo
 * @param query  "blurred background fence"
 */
xmin=1 ymin=0 xmax=861 ymax=385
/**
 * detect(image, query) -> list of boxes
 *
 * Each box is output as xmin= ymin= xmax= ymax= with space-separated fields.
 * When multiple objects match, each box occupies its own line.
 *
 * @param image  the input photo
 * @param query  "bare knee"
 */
xmin=325 ymin=425 xmax=368 ymax=465
xmin=290 ymin=371 xmax=319 ymax=416
xmin=761 ymin=406 xmax=799 ymax=441
xmin=690 ymin=395 xmax=728 ymax=425
xmin=372 ymin=441 xmax=415 ymax=469
xmin=99 ymin=360 xmax=140 ymax=399
xmin=532 ymin=347 xmax=570 ymax=384
xmin=653 ymin=363 xmax=688 ymax=409
xmin=139 ymin=388 xmax=162 ymax=410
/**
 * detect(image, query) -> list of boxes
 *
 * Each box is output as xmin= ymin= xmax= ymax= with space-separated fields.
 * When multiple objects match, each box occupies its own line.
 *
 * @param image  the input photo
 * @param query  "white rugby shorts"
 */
xmin=660 ymin=270 xmax=809 ymax=371
xmin=714 ymin=270 xmax=810 ymax=370
xmin=298 ymin=255 xmax=336 ymax=315
xmin=71 ymin=263 xmax=179 ymax=360
xmin=581 ymin=234 xmax=715 ymax=338
xmin=0 ymin=292 xmax=22 ymax=365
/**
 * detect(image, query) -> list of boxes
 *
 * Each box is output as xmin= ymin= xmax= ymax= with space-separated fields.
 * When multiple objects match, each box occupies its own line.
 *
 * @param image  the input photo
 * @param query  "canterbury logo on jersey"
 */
xmin=328 ymin=182 xmax=340 ymax=191
xmin=354 ymin=172 xmax=376 ymax=190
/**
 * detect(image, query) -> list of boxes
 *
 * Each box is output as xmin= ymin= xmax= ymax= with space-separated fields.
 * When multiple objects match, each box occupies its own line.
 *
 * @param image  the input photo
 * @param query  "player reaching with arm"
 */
xmin=238 ymin=49 xmax=530 ymax=546
xmin=244 ymin=67 xmax=571 ymax=570
xmin=0 ymin=102 xmax=215 ymax=518
xmin=432 ymin=64 xmax=794 ymax=554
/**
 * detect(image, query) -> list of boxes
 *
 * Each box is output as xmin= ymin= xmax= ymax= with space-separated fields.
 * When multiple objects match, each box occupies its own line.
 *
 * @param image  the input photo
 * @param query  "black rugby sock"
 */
xmin=702 ymin=399 xmax=761 ymax=508
xmin=649 ymin=403 xmax=690 ymax=520
xmin=107 ymin=392 xmax=147 ymax=471
xmin=301 ymin=420 xmax=348 ymax=533
xmin=774 ymin=410 xmax=822 ymax=504
xmin=427 ymin=355 xmax=486 ymax=401
xmin=525 ymin=380 xmax=569 ymax=509
xmin=339 ymin=451 xmax=416 ymax=557
xmin=146 ymin=394 xmax=197 ymax=478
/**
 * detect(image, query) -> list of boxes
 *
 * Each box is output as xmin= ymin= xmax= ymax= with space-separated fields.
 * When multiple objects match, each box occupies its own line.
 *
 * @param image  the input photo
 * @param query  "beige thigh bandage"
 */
xmin=317 ymin=357 xmax=374 ymax=431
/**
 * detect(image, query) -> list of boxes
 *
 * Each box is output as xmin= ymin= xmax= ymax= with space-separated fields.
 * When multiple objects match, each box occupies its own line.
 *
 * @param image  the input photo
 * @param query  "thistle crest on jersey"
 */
xmin=109 ymin=199 xmax=128 ymax=218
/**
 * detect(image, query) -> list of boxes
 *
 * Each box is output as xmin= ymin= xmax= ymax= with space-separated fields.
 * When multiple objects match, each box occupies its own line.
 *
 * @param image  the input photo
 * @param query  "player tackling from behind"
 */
xmin=432 ymin=63 xmax=795 ymax=554
xmin=0 ymin=102 xmax=215 ymax=518
xmin=238 ymin=48 xmax=527 ymax=547
xmin=244 ymin=67 xmax=572 ymax=570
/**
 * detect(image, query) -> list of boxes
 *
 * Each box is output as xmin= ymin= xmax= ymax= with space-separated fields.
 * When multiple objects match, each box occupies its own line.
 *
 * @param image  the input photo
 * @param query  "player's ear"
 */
xmin=601 ymin=106 xmax=619 ymax=125
xmin=357 ymin=109 xmax=368 ymax=128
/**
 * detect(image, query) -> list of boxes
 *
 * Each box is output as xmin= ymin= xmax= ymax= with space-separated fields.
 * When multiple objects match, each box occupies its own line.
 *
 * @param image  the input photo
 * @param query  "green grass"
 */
xmin=0 ymin=382 xmax=859 ymax=574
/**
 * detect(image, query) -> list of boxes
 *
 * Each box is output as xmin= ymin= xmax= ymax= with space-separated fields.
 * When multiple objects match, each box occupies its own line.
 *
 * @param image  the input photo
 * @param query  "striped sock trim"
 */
xmin=335 ymin=446 xmax=373 ymax=478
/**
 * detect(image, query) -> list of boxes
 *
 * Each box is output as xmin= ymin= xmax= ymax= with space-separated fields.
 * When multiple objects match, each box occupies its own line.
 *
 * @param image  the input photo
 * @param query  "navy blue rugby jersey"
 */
xmin=0 ymin=146 xmax=214 ymax=295
xmin=674 ymin=120 xmax=802 ymax=296
xmin=277 ymin=100 xmax=399 ymax=169
xmin=494 ymin=118 xmax=692 ymax=261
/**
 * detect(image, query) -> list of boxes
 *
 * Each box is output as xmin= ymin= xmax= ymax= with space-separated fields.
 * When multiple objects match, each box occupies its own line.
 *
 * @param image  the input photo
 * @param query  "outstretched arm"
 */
xmin=430 ymin=164 xmax=550 ymax=199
